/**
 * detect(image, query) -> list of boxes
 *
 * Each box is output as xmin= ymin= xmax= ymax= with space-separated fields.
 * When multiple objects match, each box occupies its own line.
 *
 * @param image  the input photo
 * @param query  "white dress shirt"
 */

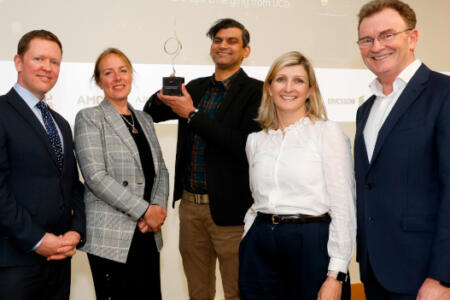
xmin=364 ymin=59 xmax=421 ymax=161
xmin=245 ymin=117 xmax=356 ymax=273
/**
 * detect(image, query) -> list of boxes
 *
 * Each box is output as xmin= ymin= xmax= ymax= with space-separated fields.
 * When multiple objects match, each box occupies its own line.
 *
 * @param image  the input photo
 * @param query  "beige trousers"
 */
xmin=179 ymin=198 xmax=243 ymax=300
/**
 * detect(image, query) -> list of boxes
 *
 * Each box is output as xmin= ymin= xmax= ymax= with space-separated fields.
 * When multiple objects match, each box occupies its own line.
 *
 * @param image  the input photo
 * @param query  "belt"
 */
xmin=182 ymin=190 xmax=210 ymax=205
xmin=257 ymin=212 xmax=330 ymax=224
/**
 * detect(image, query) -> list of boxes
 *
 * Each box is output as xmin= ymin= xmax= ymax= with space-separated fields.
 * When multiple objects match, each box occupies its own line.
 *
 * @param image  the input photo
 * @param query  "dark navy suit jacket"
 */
xmin=354 ymin=64 xmax=450 ymax=293
xmin=0 ymin=88 xmax=85 ymax=267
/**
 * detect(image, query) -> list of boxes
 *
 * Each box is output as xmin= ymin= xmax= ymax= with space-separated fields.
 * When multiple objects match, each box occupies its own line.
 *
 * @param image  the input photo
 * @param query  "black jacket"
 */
xmin=144 ymin=69 xmax=263 ymax=226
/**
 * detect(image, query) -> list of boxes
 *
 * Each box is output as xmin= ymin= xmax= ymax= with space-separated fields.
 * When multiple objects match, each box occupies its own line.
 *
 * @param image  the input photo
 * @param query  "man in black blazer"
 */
xmin=354 ymin=1 xmax=450 ymax=299
xmin=0 ymin=30 xmax=85 ymax=300
xmin=144 ymin=18 xmax=262 ymax=300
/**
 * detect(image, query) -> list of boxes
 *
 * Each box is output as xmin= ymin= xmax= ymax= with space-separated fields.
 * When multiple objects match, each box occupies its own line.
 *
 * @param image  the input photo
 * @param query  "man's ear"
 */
xmin=243 ymin=45 xmax=251 ymax=59
xmin=409 ymin=28 xmax=419 ymax=51
xmin=14 ymin=54 xmax=23 ymax=73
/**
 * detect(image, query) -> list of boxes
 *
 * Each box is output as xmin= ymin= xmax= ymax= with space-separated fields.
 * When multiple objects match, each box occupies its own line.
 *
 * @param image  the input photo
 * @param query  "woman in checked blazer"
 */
xmin=74 ymin=48 xmax=169 ymax=300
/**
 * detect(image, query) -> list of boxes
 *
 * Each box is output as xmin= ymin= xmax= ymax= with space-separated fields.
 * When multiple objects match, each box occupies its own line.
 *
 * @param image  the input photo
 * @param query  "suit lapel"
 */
xmin=100 ymin=99 xmax=142 ymax=170
xmin=6 ymin=89 xmax=61 ymax=172
xmin=369 ymin=64 xmax=429 ymax=168
xmin=191 ymin=80 xmax=209 ymax=107
xmin=355 ymin=95 xmax=375 ymax=175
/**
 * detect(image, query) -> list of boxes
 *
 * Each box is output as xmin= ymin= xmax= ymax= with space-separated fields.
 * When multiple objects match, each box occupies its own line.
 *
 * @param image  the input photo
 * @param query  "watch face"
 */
xmin=337 ymin=272 xmax=348 ymax=282
xmin=187 ymin=109 xmax=199 ymax=123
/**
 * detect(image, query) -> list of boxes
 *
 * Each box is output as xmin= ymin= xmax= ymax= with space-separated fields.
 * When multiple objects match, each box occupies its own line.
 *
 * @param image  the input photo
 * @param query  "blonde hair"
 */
xmin=256 ymin=51 xmax=327 ymax=131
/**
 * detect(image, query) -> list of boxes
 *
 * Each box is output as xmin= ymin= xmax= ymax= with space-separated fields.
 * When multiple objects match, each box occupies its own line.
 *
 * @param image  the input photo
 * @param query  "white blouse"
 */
xmin=245 ymin=117 xmax=356 ymax=273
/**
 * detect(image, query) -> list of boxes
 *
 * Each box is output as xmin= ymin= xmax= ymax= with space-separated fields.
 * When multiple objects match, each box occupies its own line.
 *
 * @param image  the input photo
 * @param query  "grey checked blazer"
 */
xmin=74 ymin=99 xmax=169 ymax=263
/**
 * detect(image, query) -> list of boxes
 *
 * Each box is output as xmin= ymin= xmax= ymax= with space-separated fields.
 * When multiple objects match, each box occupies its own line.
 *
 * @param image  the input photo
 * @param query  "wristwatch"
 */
xmin=187 ymin=109 xmax=199 ymax=124
xmin=327 ymin=270 xmax=348 ymax=283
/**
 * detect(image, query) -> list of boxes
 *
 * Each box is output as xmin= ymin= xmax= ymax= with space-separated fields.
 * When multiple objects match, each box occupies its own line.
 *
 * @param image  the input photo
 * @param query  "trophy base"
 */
xmin=162 ymin=77 xmax=185 ymax=96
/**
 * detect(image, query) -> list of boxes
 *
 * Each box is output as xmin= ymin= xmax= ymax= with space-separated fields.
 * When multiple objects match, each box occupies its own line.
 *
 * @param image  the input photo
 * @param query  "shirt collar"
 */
xmin=268 ymin=117 xmax=311 ymax=135
xmin=369 ymin=59 xmax=422 ymax=97
xmin=210 ymin=68 xmax=241 ymax=90
xmin=13 ymin=83 xmax=48 ymax=109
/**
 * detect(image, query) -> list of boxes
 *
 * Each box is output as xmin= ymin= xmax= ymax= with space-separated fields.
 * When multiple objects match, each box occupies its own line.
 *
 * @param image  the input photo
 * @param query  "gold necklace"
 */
xmin=120 ymin=113 xmax=138 ymax=134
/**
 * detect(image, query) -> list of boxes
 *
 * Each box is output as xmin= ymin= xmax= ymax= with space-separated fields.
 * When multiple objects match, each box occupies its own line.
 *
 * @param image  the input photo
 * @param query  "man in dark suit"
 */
xmin=144 ymin=18 xmax=262 ymax=300
xmin=354 ymin=1 xmax=450 ymax=299
xmin=0 ymin=30 xmax=85 ymax=300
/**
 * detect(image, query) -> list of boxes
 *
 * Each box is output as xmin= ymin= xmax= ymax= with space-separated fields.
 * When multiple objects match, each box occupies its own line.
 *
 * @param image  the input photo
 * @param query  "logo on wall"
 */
xmin=326 ymin=96 xmax=367 ymax=106
xmin=77 ymin=95 xmax=104 ymax=106
xmin=76 ymin=95 xmax=150 ymax=108
xmin=327 ymin=97 xmax=355 ymax=105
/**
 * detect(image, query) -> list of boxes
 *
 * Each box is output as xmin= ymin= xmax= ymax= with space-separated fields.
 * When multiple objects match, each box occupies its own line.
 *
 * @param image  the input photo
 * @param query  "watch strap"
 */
xmin=327 ymin=270 xmax=348 ymax=283
xmin=187 ymin=109 xmax=199 ymax=124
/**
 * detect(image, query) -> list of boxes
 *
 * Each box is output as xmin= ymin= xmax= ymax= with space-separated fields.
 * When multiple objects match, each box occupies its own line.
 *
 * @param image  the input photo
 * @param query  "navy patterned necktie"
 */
xmin=36 ymin=101 xmax=64 ymax=171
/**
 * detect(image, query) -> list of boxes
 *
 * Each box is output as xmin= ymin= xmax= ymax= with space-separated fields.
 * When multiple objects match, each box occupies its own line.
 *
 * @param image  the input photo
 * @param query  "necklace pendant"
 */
xmin=132 ymin=127 xmax=139 ymax=134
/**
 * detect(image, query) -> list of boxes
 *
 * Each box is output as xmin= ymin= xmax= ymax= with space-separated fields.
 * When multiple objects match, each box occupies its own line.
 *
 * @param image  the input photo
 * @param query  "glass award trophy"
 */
xmin=162 ymin=20 xmax=184 ymax=96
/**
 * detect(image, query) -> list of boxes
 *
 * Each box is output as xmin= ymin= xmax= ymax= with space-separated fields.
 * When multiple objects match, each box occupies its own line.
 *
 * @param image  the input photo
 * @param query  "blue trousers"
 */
xmin=239 ymin=216 xmax=350 ymax=300
xmin=0 ymin=259 xmax=70 ymax=300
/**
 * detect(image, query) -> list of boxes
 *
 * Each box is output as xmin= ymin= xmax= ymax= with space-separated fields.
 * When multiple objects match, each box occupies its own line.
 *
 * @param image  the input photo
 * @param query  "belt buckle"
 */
xmin=193 ymin=194 xmax=201 ymax=205
xmin=271 ymin=215 xmax=279 ymax=225
xmin=193 ymin=194 xmax=208 ymax=205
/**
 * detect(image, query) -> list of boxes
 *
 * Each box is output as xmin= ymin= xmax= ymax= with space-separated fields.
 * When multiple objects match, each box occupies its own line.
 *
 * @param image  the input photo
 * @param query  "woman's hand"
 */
xmin=137 ymin=218 xmax=152 ymax=233
xmin=142 ymin=205 xmax=167 ymax=232
xmin=317 ymin=277 xmax=342 ymax=300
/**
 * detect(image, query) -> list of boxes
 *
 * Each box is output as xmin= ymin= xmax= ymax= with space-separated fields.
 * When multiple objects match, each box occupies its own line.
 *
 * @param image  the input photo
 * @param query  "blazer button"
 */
xmin=122 ymin=181 xmax=128 ymax=187
xmin=365 ymin=184 xmax=372 ymax=190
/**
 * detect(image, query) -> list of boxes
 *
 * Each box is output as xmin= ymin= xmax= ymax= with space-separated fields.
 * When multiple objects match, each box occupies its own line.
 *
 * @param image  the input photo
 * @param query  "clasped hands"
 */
xmin=137 ymin=204 xmax=167 ymax=233
xmin=35 ymin=230 xmax=81 ymax=261
xmin=156 ymin=84 xmax=195 ymax=119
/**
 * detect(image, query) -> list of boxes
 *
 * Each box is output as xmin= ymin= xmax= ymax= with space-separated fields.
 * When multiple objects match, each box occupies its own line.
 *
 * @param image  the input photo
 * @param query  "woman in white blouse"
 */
xmin=239 ymin=51 xmax=356 ymax=300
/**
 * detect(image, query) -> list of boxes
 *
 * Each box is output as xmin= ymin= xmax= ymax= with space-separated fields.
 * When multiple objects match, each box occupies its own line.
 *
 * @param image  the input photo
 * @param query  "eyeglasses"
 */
xmin=357 ymin=28 xmax=413 ymax=48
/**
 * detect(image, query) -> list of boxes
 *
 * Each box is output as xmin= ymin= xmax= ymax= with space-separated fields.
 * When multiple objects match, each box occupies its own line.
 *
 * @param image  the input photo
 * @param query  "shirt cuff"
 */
xmin=328 ymin=257 xmax=348 ymax=274
xmin=31 ymin=235 xmax=44 ymax=251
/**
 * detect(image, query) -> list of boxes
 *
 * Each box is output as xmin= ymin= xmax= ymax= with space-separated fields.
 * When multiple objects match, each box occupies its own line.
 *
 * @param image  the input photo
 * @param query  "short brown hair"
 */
xmin=93 ymin=48 xmax=133 ymax=85
xmin=256 ymin=51 xmax=327 ymax=131
xmin=17 ymin=29 xmax=62 ymax=57
xmin=358 ymin=0 xmax=416 ymax=30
